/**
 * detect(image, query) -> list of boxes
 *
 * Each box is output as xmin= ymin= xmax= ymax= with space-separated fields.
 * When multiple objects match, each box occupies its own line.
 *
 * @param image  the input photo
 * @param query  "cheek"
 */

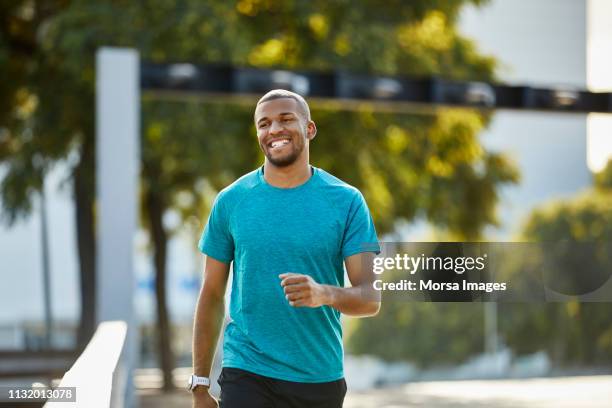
xmin=257 ymin=132 xmax=266 ymax=145
xmin=292 ymin=125 xmax=307 ymax=138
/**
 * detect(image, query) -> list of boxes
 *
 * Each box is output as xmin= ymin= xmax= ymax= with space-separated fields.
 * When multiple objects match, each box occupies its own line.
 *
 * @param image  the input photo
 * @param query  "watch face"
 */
xmin=187 ymin=375 xmax=194 ymax=390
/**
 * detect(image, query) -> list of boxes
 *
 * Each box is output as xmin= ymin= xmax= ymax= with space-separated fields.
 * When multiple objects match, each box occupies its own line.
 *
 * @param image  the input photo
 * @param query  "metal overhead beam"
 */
xmin=140 ymin=62 xmax=612 ymax=113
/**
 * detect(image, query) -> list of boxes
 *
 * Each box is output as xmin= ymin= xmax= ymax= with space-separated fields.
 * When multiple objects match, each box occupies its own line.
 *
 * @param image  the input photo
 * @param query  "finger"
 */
xmin=280 ymin=275 xmax=308 ymax=287
xmin=279 ymin=272 xmax=305 ymax=282
xmin=289 ymin=299 xmax=307 ymax=307
xmin=283 ymin=283 xmax=308 ymax=294
xmin=279 ymin=272 xmax=300 ymax=279
xmin=290 ymin=298 xmax=316 ymax=308
xmin=286 ymin=292 xmax=307 ymax=302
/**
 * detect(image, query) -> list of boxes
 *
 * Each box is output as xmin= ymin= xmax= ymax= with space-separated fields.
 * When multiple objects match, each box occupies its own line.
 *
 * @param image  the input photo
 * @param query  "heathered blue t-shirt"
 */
xmin=198 ymin=166 xmax=379 ymax=383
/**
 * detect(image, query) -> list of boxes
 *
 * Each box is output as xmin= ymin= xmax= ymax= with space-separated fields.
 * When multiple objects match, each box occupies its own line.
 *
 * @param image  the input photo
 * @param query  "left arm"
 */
xmin=280 ymin=252 xmax=380 ymax=317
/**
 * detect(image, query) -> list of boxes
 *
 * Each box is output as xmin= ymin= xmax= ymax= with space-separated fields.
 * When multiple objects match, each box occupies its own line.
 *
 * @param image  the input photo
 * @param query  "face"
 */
xmin=254 ymin=98 xmax=315 ymax=167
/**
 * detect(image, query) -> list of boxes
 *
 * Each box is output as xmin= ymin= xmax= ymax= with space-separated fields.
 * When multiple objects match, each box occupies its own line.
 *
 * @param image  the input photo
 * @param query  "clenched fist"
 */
xmin=279 ymin=273 xmax=331 ymax=308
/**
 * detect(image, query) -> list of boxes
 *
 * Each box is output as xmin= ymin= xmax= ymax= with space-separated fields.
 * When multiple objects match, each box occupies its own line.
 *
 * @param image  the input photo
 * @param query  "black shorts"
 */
xmin=218 ymin=367 xmax=347 ymax=408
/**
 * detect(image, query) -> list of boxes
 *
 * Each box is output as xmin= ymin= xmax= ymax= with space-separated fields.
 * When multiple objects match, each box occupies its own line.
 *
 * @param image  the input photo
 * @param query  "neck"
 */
xmin=263 ymin=157 xmax=312 ymax=188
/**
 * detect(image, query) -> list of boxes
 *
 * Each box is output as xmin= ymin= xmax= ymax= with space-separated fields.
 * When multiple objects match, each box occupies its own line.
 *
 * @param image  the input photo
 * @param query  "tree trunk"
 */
xmin=145 ymin=187 xmax=175 ymax=391
xmin=74 ymin=136 xmax=96 ymax=349
xmin=551 ymin=304 xmax=568 ymax=367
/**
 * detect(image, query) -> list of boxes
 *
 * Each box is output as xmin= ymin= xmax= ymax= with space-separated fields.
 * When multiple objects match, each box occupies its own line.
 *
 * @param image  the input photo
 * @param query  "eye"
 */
xmin=258 ymin=122 xmax=269 ymax=129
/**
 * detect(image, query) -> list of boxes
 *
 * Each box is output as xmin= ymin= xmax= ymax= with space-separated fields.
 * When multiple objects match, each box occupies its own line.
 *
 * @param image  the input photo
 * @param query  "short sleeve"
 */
xmin=198 ymin=193 xmax=234 ymax=264
xmin=341 ymin=191 xmax=380 ymax=259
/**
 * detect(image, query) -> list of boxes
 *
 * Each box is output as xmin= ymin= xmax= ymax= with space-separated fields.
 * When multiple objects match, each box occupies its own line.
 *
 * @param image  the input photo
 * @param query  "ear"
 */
xmin=306 ymin=121 xmax=317 ymax=140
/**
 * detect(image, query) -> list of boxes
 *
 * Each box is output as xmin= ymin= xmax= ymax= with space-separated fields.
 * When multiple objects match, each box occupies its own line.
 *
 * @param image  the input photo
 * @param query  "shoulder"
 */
xmin=315 ymin=168 xmax=363 ymax=201
xmin=214 ymin=168 xmax=262 ymax=207
xmin=314 ymin=168 xmax=368 ymax=216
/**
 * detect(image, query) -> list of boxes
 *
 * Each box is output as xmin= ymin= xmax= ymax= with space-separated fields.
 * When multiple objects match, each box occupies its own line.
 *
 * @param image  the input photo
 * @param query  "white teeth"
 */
xmin=271 ymin=140 xmax=290 ymax=148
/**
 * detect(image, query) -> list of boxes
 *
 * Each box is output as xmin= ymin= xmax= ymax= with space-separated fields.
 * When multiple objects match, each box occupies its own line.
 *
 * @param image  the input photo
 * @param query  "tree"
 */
xmin=0 ymin=0 xmax=96 ymax=348
xmin=1 ymin=0 xmax=518 ymax=388
xmin=140 ymin=101 xmax=258 ymax=389
xmin=498 ymin=160 xmax=612 ymax=366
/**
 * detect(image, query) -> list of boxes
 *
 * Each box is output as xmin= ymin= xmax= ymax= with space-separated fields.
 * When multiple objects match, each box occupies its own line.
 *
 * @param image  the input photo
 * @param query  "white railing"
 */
xmin=44 ymin=321 xmax=127 ymax=408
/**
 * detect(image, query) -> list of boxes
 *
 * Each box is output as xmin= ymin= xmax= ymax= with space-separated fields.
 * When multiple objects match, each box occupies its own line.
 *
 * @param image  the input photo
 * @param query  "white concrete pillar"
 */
xmin=96 ymin=47 xmax=140 ymax=408
xmin=587 ymin=0 xmax=612 ymax=172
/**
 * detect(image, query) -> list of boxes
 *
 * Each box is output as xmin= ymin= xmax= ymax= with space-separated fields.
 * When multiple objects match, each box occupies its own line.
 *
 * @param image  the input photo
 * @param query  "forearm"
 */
xmin=323 ymin=284 xmax=380 ymax=317
xmin=192 ymin=291 xmax=225 ymax=377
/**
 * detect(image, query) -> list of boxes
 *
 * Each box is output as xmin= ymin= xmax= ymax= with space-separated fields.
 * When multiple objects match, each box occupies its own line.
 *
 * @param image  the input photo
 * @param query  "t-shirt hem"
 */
xmin=200 ymin=245 xmax=233 ymax=264
xmin=342 ymin=245 xmax=381 ymax=259
xmin=222 ymin=361 xmax=344 ymax=383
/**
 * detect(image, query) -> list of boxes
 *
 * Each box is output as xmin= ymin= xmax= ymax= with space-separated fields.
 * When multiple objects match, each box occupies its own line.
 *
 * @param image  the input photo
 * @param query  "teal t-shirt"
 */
xmin=198 ymin=166 xmax=379 ymax=383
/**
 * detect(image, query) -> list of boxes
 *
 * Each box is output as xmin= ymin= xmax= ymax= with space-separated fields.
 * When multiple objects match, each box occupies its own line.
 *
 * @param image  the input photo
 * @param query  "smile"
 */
xmin=268 ymin=139 xmax=291 ymax=149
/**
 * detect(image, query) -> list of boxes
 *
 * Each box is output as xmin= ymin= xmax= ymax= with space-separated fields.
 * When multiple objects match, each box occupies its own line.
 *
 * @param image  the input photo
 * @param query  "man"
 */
xmin=191 ymin=89 xmax=380 ymax=408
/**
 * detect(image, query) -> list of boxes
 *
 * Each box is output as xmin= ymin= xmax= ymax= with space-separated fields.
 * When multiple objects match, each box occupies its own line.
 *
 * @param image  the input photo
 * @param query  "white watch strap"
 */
xmin=189 ymin=374 xmax=211 ymax=391
xmin=193 ymin=376 xmax=210 ymax=387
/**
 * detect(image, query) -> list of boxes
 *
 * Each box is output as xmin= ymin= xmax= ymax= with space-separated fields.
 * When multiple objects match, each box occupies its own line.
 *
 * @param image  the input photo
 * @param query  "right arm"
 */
xmin=192 ymin=256 xmax=230 ymax=408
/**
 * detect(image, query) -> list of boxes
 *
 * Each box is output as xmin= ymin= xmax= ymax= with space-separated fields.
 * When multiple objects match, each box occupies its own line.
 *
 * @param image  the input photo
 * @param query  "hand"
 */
xmin=279 ymin=273 xmax=330 ymax=308
xmin=192 ymin=389 xmax=218 ymax=408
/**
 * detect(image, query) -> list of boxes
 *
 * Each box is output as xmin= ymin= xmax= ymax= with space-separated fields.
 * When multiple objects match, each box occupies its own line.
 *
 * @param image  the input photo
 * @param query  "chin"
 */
xmin=267 ymin=155 xmax=299 ymax=167
xmin=265 ymin=147 xmax=302 ymax=167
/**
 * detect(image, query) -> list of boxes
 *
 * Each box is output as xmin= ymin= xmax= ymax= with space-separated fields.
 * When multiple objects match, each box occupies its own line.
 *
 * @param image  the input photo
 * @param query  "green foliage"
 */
xmin=311 ymin=106 xmax=518 ymax=236
xmin=347 ymin=301 xmax=485 ymax=366
xmin=522 ymin=191 xmax=612 ymax=242
xmin=348 ymin=161 xmax=612 ymax=367
xmin=1 ymin=0 xmax=513 ymax=236
xmin=2 ymin=0 xmax=521 ymax=367
xmin=0 ymin=1 xmax=75 ymax=222
xmin=140 ymin=99 xmax=260 ymax=229
xmin=499 ymin=160 xmax=612 ymax=365
xmin=498 ymin=302 xmax=612 ymax=365
xmin=594 ymin=159 xmax=612 ymax=191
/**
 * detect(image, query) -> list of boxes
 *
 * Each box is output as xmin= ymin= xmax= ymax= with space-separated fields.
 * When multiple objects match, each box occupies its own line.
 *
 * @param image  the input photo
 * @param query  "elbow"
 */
xmin=364 ymin=301 xmax=381 ymax=317
xmin=203 ymin=290 xmax=225 ymax=308
xmin=199 ymin=284 xmax=226 ymax=309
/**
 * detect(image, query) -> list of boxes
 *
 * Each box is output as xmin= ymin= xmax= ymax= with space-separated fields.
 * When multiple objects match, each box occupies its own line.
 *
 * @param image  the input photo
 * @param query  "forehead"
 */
xmin=254 ymin=97 xmax=302 ymax=122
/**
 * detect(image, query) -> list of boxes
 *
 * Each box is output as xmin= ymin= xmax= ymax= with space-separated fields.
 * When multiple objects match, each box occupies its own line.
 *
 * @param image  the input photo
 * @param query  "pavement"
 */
xmin=137 ymin=374 xmax=612 ymax=408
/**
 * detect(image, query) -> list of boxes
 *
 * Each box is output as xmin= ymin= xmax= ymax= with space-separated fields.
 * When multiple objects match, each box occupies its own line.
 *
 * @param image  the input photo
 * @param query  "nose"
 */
xmin=269 ymin=120 xmax=284 ymax=134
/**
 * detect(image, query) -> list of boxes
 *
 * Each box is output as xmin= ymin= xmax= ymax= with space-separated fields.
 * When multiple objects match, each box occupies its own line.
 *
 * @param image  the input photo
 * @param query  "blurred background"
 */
xmin=1 ymin=0 xmax=611 ymax=407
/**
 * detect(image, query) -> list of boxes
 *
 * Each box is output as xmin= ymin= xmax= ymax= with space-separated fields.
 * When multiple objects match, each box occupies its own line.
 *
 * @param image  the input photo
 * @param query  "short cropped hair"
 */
xmin=255 ymin=89 xmax=311 ymax=121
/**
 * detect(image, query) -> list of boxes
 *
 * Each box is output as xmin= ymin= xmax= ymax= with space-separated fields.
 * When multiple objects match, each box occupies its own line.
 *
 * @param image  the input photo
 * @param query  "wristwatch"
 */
xmin=187 ymin=374 xmax=211 ymax=391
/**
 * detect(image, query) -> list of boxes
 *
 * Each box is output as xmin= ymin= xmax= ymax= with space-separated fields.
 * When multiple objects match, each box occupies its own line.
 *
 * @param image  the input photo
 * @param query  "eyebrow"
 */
xmin=256 ymin=112 xmax=297 ymax=125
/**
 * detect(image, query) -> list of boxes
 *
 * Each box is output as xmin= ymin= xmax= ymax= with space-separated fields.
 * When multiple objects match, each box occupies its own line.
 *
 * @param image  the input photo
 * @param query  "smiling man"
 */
xmin=191 ymin=89 xmax=381 ymax=408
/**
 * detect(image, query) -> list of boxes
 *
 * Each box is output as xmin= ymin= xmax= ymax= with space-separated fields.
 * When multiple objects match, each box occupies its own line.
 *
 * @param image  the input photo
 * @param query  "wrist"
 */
xmin=192 ymin=387 xmax=211 ymax=396
xmin=188 ymin=373 xmax=211 ymax=392
xmin=322 ymin=284 xmax=336 ymax=307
